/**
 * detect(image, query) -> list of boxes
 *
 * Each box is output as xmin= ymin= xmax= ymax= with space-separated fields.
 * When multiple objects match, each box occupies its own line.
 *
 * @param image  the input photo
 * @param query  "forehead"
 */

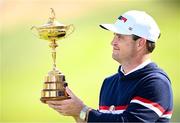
xmin=114 ymin=33 xmax=132 ymax=38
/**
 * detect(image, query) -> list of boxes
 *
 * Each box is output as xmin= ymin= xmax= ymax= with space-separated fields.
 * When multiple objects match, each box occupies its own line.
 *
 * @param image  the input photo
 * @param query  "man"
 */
xmin=47 ymin=10 xmax=173 ymax=122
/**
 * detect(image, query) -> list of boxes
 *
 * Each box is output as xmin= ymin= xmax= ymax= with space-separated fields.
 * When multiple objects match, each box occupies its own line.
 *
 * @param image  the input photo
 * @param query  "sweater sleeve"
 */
xmin=87 ymin=74 xmax=173 ymax=122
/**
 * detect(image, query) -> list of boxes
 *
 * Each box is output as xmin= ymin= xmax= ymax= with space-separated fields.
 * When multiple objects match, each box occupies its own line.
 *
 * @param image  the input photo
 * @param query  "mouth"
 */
xmin=113 ymin=47 xmax=120 ymax=50
xmin=112 ymin=49 xmax=120 ymax=54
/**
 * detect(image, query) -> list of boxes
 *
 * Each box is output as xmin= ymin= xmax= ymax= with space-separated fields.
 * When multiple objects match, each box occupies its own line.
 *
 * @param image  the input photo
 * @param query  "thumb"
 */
xmin=66 ymin=87 xmax=76 ymax=99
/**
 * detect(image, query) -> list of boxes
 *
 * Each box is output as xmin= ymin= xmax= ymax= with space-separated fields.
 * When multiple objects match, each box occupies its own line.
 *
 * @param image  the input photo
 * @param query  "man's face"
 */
xmin=111 ymin=33 xmax=137 ymax=63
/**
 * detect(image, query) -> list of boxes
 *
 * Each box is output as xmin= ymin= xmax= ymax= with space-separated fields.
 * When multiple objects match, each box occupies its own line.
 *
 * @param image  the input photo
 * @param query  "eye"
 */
xmin=117 ymin=34 xmax=121 ymax=39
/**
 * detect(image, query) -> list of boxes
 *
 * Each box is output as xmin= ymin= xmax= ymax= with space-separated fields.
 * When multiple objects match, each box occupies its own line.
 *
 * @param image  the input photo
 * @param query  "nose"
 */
xmin=111 ymin=36 xmax=117 ymax=46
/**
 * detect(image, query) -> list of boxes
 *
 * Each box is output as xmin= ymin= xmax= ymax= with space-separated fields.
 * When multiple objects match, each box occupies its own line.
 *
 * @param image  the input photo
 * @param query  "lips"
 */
xmin=113 ymin=47 xmax=120 ymax=50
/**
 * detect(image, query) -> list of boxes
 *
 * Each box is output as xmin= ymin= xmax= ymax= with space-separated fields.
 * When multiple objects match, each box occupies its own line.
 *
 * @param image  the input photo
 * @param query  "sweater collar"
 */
xmin=119 ymin=59 xmax=152 ymax=76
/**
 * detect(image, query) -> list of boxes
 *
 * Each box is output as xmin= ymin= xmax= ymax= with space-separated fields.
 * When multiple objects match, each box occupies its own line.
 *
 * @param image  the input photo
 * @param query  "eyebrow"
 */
xmin=114 ymin=33 xmax=122 ymax=37
xmin=114 ymin=33 xmax=120 ymax=36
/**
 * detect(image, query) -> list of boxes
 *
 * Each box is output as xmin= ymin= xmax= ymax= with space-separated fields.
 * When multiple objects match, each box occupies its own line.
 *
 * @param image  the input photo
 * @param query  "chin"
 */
xmin=112 ymin=54 xmax=121 ymax=63
xmin=112 ymin=54 xmax=118 ymax=61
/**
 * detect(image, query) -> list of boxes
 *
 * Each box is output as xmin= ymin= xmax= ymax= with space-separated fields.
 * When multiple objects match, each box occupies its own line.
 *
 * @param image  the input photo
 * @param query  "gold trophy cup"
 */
xmin=32 ymin=8 xmax=74 ymax=103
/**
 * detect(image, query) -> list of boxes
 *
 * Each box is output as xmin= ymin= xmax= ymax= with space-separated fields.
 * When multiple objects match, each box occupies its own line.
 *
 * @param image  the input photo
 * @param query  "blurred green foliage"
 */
xmin=1 ymin=0 xmax=180 ymax=122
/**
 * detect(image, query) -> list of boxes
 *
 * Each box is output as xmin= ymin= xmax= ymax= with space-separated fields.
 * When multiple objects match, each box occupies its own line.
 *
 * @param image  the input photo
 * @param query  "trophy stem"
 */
xmin=52 ymin=50 xmax=56 ymax=69
xmin=49 ymin=39 xmax=58 ymax=70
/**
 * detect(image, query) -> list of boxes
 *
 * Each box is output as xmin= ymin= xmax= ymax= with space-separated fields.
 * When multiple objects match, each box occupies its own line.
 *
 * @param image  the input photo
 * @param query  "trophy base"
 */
xmin=40 ymin=96 xmax=71 ymax=103
xmin=41 ymin=68 xmax=70 ymax=104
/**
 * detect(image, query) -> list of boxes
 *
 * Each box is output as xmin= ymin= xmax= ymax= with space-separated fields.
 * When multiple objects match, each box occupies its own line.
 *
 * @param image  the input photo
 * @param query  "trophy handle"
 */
xmin=65 ymin=24 xmax=75 ymax=38
xmin=31 ymin=26 xmax=39 ymax=38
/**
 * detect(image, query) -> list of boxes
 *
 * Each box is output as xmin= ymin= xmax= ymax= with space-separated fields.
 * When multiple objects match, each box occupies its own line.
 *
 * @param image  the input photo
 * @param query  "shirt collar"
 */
xmin=120 ymin=59 xmax=152 ymax=76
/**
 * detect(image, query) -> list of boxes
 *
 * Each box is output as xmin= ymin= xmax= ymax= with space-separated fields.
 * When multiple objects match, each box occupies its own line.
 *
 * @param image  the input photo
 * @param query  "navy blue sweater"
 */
xmin=88 ymin=63 xmax=173 ymax=122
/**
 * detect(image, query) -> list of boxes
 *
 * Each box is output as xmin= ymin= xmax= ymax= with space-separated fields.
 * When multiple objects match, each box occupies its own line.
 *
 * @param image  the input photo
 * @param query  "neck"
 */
xmin=121 ymin=54 xmax=150 ymax=74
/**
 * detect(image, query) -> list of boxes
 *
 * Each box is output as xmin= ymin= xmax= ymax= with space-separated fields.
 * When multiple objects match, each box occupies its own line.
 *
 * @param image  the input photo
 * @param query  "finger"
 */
xmin=55 ymin=107 xmax=69 ymax=115
xmin=66 ymin=87 xmax=76 ymax=99
xmin=57 ymin=110 xmax=70 ymax=116
xmin=57 ymin=98 xmax=73 ymax=105
xmin=46 ymin=100 xmax=66 ymax=105
xmin=59 ymin=111 xmax=68 ymax=116
xmin=61 ymin=112 xmax=70 ymax=116
xmin=48 ymin=104 xmax=56 ymax=108
xmin=56 ymin=109 xmax=66 ymax=115
xmin=46 ymin=101 xmax=59 ymax=105
xmin=48 ymin=104 xmax=62 ymax=110
xmin=48 ymin=104 xmax=54 ymax=108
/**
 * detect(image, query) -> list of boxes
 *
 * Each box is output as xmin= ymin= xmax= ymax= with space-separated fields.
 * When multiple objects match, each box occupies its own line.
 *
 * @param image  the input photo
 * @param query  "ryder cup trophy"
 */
xmin=31 ymin=8 xmax=74 ymax=103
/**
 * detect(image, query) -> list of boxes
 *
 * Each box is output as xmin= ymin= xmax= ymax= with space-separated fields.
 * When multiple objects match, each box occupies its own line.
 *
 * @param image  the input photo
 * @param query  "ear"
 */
xmin=136 ymin=38 xmax=146 ymax=51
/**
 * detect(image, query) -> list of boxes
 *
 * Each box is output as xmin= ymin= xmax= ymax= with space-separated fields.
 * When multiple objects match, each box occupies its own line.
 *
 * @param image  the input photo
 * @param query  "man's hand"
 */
xmin=47 ymin=87 xmax=84 ymax=117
